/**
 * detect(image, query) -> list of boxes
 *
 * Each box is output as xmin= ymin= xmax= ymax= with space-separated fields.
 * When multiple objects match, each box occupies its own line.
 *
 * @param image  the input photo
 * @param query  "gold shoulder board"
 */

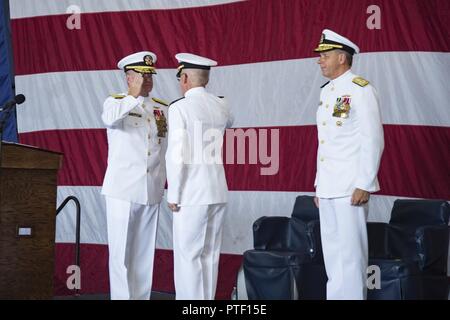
xmin=111 ymin=94 xmax=126 ymax=99
xmin=352 ymin=77 xmax=369 ymax=87
xmin=152 ymin=97 xmax=169 ymax=106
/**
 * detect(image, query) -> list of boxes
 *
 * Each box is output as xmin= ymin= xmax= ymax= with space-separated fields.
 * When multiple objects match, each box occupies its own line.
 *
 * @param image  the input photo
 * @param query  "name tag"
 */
xmin=129 ymin=112 xmax=142 ymax=118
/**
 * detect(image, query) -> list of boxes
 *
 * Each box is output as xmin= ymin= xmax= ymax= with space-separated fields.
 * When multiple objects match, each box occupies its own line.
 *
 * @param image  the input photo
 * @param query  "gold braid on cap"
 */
xmin=125 ymin=65 xmax=156 ymax=74
xmin=315 ymin=43 xmax=344 ymax=51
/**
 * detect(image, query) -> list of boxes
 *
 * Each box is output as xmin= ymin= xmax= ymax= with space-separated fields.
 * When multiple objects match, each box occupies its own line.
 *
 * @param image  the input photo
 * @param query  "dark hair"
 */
xmin=336 ymin=49 xmax=353 ymax=67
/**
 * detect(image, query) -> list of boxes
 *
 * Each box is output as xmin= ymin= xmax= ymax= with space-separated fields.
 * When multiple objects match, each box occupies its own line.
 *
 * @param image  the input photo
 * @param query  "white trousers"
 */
xmin=318 ymin=196 xmax=368 ymax=300
xmin=173 ymin=203 xmax=226 ymax=300
xmin=105 ymin=196 xmax=159 ymax=300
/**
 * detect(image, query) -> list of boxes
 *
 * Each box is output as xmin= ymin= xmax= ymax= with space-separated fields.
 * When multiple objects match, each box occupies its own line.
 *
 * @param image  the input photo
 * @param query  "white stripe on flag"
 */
xmin=9 ymin=0 xmax=244 ymax=19
xmin=57 ymin=186 xmax=412 ymax=254
xmin=16 ymin=52 xmax=450 ymax=133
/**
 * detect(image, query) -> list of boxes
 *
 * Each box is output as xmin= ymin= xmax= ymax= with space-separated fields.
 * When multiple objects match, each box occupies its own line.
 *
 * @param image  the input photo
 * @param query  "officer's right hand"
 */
xmin=313 ymin=196 xmax=319 ymax=208
xmin=128 ymin=72 xmax=144 ymax=98
xmin=168 ymin=203 xmax=180 ymax=212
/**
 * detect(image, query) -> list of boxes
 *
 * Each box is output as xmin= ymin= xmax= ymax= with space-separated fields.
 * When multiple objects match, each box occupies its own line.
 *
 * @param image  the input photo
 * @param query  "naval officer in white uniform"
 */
xmin=101 ymin=51 xmax=169 ymax=300
xmin=166 ymin=53 xmax=233 ymax=300
xmin=313 ymin=30 xmax=384 ymax=299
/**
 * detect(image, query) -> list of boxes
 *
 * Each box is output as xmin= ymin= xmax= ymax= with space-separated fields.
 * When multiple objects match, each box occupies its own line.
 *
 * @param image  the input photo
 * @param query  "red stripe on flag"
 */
xmin=19 ymin=129 xmax=108 ymax=186
xmin=54 ymin=244 xmax=242 ymax=299
xmin=12 ymin=0 xmax=450 ymax=75
xmin=19 ymin=125 xmax=450 ymax=199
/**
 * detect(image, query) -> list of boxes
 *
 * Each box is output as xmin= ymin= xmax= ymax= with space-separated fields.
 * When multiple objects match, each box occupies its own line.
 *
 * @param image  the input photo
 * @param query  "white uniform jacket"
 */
xmin=166 ymin=87 xmax=233 ymax=206
xmin=101 ymin=94 xmax=168 ymax=205
xmin=315 ymin=70 xmax=384 ymax=198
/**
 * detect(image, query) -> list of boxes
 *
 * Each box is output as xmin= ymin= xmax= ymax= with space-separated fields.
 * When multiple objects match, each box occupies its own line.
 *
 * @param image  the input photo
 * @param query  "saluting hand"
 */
xmin=168 ymin=203 xmax=180 ymax=212
xmin=128 ymin=72 xmax=144 ymax=98
xmin=351 ymin=188 xmax=370 ymax=206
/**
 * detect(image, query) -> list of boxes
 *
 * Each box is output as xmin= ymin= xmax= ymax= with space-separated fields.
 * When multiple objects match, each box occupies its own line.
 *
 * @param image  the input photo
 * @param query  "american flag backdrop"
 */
xmin=9 ymin=0 xmax=450 ymax=298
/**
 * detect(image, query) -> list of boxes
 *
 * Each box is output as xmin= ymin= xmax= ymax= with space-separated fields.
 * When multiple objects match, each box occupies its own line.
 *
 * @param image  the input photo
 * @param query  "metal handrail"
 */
xmin=56 ymin=196 xmax=81 ymax=294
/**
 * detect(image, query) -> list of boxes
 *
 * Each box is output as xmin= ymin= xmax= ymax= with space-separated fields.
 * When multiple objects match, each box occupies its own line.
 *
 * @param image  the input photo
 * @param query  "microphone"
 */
xmin=0 ymin=94 xmax=26 ymax=111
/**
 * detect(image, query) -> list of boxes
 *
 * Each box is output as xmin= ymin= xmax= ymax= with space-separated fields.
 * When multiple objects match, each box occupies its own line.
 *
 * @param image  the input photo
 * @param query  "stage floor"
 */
xmin=54 ymin=291 xmax=175 ymax=300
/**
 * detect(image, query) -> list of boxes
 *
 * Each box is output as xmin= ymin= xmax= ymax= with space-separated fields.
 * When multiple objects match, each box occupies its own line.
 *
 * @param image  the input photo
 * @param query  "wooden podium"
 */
xmin=0 ymin=142 xmax=62 ymax=299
